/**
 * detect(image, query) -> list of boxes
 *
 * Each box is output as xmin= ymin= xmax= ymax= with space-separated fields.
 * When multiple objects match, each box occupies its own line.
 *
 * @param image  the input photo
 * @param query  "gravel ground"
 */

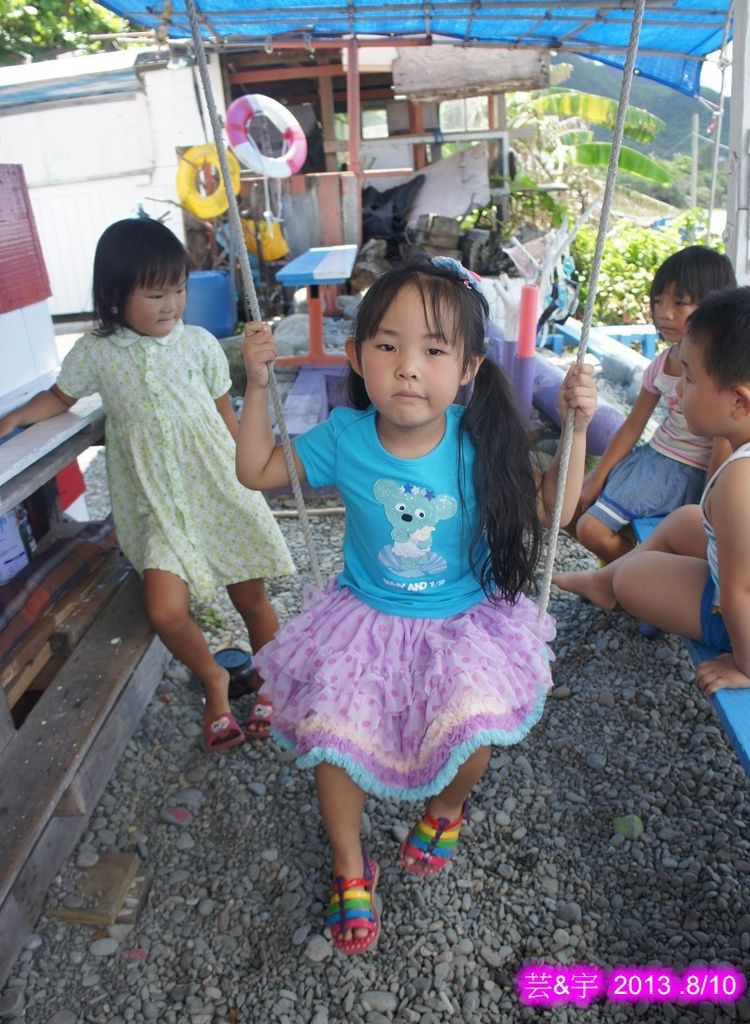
xmin=2 ymin=368 xmax=750 ymax=1024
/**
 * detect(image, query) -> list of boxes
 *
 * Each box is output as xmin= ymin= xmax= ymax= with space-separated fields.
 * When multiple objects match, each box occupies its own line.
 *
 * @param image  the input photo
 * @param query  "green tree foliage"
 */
xmin=0 ymin=0 xmax=129 ymax=66
xmin=571 ymin=214 xmax=719 ymax=325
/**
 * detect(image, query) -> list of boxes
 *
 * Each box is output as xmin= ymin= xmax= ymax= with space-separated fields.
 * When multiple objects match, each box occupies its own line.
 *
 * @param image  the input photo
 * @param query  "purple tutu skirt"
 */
xmin=254 ymin=582 xmax=555 ymax=801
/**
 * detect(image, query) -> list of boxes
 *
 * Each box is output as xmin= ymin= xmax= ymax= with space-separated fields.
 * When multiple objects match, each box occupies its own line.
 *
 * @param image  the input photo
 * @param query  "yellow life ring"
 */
xmin=176 ymin=144 xmax=241 ymax=220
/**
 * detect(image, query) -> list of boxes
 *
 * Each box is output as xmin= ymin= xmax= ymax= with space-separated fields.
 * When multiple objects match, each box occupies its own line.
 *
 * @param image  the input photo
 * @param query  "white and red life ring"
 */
xmin=225 ymin=94 xmax=307 ymax=179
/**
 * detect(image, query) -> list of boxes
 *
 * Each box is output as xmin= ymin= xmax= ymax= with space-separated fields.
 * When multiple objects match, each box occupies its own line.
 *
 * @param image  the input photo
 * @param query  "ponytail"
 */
xmin=461 ymin=357 xmax=541 ymax=603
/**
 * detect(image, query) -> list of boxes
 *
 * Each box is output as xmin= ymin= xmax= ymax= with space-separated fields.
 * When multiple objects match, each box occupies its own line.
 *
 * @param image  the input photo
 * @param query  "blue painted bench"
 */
xmin=632 ymin=515 xmax=750 ymax=778
xmin=548 ymin=320 xmax=656 ymax=359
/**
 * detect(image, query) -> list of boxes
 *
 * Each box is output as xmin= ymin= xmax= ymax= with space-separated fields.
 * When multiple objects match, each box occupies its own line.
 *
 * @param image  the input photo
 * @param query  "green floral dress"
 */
xmin=57 ymin=322 xmax=295 ymax=600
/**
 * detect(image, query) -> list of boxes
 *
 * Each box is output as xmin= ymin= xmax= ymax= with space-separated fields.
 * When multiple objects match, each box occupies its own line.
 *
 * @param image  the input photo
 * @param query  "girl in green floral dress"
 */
xmin=0 ymin=218 xmax=295 ymax=752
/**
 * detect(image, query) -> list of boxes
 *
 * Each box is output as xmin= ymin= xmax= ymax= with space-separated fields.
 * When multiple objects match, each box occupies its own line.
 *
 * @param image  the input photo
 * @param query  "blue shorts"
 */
xmin=588 ymin=445 xmax=705 ymax=533
xmin=700 ymin=577 xmax=731 ymax=652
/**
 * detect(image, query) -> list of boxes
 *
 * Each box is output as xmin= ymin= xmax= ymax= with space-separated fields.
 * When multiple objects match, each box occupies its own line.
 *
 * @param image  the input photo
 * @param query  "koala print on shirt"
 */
xmin=373 ymin=478 xmax=457 ymax=578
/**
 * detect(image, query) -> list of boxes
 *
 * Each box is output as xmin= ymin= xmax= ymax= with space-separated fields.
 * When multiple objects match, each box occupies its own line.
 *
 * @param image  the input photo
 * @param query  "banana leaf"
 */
xmin=566 ymin=142 xmax=672 ymax=184
xmin=532 ymin=89 xmax=664 ymax=144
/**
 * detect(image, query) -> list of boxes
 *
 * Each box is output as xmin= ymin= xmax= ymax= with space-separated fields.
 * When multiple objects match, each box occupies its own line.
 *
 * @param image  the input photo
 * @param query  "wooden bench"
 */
xmin=549 ymin=319 xmax=657 ymax=359
xmin=0 ymin=564 xmax=168 ymax=986
xmin=632 ymin=515 xmax=750 ymax=778
xmin=0 ymin=405 xmax=170 ymax=987
xmin=275 ymin=244 xmax=357 ymax=367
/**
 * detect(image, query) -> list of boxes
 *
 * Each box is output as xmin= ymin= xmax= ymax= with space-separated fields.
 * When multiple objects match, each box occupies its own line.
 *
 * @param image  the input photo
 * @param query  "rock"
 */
xmin=613 ymin=814 xmax=644 ymax=840
xmin=361 ymin=991 xmax=398 ymax=1013
xmin=304 ymin=935 xmax=332 ymax=962
xmin=90 ymin=937 xmax=118 ymax=957
xmin=0 ymin=988 xmax=23 ymax=1018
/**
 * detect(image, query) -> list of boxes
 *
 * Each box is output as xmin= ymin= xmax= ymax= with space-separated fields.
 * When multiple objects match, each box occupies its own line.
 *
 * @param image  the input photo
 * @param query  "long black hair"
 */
xmin=92 ymin=218 xmax=191 ymax=336
xmin=348 ymin=256 xmax=541 ymax=603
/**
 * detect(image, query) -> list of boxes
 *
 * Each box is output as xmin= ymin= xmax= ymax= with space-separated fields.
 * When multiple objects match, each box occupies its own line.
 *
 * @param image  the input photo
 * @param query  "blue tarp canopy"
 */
xmin=98 ymin=1 xmax=732 ymax=97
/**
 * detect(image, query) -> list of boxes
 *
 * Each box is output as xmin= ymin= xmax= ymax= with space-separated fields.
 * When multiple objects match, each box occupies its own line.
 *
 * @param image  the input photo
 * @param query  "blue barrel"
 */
xmin=184 ymin=270 xmax=236 ymax=338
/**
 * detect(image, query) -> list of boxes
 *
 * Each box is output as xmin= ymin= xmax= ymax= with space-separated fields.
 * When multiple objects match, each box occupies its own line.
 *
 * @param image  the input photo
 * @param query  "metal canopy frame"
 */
xmin=99 ymin=1 xmax=731 ymax=97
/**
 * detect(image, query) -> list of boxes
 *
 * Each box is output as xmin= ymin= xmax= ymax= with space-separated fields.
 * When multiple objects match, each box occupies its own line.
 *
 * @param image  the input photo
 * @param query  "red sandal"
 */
xmin=326 ymin=853 xmax=380 ymax=955
xmin=202 ymin=712 xmax=245 ymax=754
xmin=400 ymin=801 xmax=469 ymax=876
xmin=245 ymin=693 xmax=272 ymax=740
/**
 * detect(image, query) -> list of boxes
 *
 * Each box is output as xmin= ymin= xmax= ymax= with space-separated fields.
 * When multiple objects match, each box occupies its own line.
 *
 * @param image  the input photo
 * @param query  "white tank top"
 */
xmin=700 ymin=441 xmax=750 ymax=606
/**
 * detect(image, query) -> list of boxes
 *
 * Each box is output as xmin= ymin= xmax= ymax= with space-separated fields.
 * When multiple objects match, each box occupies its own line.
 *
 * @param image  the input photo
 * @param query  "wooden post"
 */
xmin=409 ymin=101 xmax=427 ymax=170
xmin=318 ymin=74 xmax=337 ymax=172
xmin=346 ymin=39 xmax=362 ymax=180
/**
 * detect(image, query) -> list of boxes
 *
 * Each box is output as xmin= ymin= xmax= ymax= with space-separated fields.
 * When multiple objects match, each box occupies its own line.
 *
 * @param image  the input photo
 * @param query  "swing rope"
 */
xmin=536 ymin=0 xmax=646 ymax=628
xmin=183 ymin=0 xmax=324 ymax=590
xmin=180 ymin=0 xmax=645 ymax=616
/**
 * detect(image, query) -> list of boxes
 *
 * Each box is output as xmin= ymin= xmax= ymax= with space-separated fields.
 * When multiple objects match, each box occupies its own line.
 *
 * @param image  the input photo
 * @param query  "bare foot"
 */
xmin=696 ymin=653 xmax=750 ymax=696
xmin=551 ymin=569 xmax=617 ymax=611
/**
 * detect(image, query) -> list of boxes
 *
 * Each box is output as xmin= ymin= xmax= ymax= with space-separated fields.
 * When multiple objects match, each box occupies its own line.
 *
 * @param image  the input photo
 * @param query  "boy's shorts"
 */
xmin=700 ymin=576 xmax=731 ymax=652
xmin=588 ymin=445 xmax=705 ymax=533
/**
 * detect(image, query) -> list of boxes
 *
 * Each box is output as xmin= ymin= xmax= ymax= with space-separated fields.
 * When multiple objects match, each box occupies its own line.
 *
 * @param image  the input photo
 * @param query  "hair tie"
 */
xmin=431 ymin=256 xmax=483 ymax=294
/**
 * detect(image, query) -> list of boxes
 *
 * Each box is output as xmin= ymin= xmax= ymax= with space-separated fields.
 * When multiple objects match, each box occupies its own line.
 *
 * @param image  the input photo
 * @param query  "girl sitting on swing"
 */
xmin=237 ymin=256 xmax=597 ymax=954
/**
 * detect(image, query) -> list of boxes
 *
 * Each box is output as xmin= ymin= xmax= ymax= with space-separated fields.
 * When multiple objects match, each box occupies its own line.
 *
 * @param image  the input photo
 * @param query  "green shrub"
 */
xmin=570 ymin=213 xmax=720 ymax=325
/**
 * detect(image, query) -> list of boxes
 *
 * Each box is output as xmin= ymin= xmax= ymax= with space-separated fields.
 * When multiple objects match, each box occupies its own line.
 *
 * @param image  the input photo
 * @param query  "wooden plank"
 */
xmin=317 ymin=174 xmax=343 ymax=247
xmin=1 ymin=548 xmax=123 ymax=697
xmin=0 ymin=625 xmax=167 ymax=988
xmin=5 ymin=641 xmax=54 ymax=709
xmin=0 ymin=571 xmax=154 ymax=910
xmin=49 ymin=552 xmax=129 ymax=656
xmin=0 ymin=418 xmax=104 ymax=516
xmin=55 ymin=632 xmax=167 ymax=816
xmin=712 ymin=688 xmax=750 ymax=780
xmin=392 ymin=45 xmax=549 ymax=101
xmin=0 ymin=813 xmax=85 ymax=990
xmin=0 ymin=890 xmax=33 ymax=990
xmin=0 ymin=395 xmax=103 ymax=490
xmin=0 ymin=615 xmax=59 ymax=693
xmin=49 ymin=852 xmax=140 ymax=925
xmin=0 ymin=692 xmax=14 ymax=756
xmin=281 ymin=367 xmax=330 ymax=436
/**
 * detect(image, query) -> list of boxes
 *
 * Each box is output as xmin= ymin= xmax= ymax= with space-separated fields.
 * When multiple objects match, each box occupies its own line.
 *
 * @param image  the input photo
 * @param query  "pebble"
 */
xmin=89 ymin=937 xmax=118 ymax=957
xmin=0 ymin=989 xmax=23 ymax=1018
xmin=361 ymin=992 xmax=398 ymax=1013
xmin=75 ymin=845 xmax=99 ymax=869
xmin=613 ymin=814 xmax=645 ymax=840
xmin=1 ymin=449 xmax=749 ymax=1023
xmin=304 ymin=935 xmax=332 ymax=962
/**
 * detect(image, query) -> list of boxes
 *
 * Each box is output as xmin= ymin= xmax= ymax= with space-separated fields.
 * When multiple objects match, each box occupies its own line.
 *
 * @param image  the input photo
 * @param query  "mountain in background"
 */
xmin=552 ymin=54 xmax=729 ymax=159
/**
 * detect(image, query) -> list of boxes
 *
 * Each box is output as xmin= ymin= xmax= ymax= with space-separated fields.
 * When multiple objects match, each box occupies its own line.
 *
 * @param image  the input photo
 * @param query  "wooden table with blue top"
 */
xmin=275 ymin=244 xmax=358 ymax=366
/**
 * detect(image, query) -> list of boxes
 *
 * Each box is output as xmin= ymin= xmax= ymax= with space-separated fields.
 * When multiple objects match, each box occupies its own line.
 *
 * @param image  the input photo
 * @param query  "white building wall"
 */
xmin=0 ymin=54 xmax=226 ymax=316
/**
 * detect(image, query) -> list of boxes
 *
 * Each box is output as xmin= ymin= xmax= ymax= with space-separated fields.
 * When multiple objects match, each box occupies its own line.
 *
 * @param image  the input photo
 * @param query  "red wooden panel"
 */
xmin=0 ymin=165 xmax=51 ymax=315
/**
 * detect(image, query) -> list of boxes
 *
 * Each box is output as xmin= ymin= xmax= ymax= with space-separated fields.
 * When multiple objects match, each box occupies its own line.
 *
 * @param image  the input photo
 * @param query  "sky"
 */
xmin=700 ymin=44 xmax=732 ymax=96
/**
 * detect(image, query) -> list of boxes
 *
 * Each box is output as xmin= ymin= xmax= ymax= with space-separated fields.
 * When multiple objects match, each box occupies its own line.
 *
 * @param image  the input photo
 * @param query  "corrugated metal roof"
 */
xmin=95 ymin=1 xmax=732 ymax=96
xmin=0 ymin=67 xmax=142 ymax=112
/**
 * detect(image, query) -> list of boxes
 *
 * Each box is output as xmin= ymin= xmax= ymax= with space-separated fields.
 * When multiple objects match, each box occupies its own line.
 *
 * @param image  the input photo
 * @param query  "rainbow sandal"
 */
xmin=400 ymin=802 xmax=469 ymax=876
xmin=326 ymin=853 xmax=380 ymax=955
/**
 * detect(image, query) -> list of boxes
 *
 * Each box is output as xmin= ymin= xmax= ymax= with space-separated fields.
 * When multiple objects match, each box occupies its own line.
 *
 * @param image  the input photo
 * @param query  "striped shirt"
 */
xmin=644 ymin=347 xmax=713 ymax=470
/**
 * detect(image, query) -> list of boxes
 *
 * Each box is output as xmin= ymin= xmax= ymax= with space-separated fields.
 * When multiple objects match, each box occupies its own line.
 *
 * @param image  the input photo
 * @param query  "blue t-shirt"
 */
xmin=294 ymin=405 xmax=488 ymax=618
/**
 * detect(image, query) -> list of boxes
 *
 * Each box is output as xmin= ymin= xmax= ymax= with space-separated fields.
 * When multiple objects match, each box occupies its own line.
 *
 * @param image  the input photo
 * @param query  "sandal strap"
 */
xmin=407 ymin=804 xmax=467 ymax=865
xmin=327 ymin=874 xmax=376 ymax=931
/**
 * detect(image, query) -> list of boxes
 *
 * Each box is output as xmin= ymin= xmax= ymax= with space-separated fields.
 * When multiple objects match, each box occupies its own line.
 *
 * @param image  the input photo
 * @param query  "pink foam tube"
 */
xmin=517 ymin=284 xmax=539 ymax=358
xmin=532 ymin=355 xmax=624 ymax=455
